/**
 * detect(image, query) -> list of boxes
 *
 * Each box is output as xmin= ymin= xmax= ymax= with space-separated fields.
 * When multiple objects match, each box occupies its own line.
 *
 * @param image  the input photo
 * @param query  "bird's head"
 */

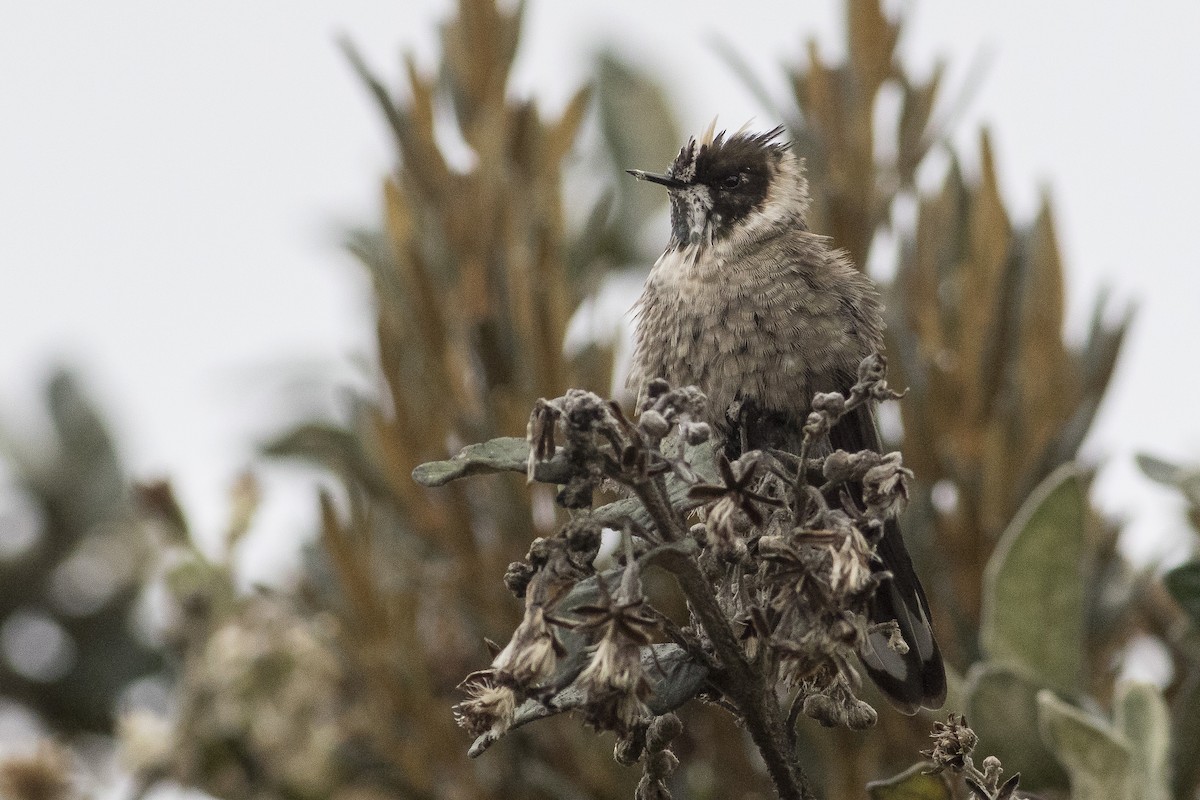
xmin=627 ymin=123 xmax=809 ymax=253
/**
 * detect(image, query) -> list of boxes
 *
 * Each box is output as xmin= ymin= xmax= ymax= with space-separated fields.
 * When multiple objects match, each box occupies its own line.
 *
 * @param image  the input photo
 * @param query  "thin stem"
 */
xmin=630 ymin=477 xmax=687 ymax=543
xmin=632 ymin=471 xmax=815 ymax=799
xmin=660 ymin=550 xmax=815 ymax=800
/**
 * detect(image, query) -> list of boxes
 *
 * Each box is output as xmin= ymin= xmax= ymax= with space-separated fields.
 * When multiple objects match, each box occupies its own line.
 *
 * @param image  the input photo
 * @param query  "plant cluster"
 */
xmin=428 ymin=355 xmax=914 ymax=799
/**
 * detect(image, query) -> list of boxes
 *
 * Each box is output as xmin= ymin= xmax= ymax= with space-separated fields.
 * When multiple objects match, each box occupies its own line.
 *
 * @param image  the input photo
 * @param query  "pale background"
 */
xmin=2 ymin=0 xmax=1198 ymax=590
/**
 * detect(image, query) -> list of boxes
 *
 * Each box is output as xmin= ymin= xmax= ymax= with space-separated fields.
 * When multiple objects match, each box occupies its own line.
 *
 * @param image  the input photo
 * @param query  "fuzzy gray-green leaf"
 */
xmin=964 ymin=662 xmax=1067 ymax=789
xmin=981 ymin=465 xmax=1086 ymax=696
xmin=866 ymin=762 xmax=952 ymax=800
xmin=1114 ymin=681 xmax=1171 ymax=800
xmin=1037 ymin=689 xmax=1133 ymax=800
xmin=1163 ymin=561 xmax=1200 ymax=629
xmin=412 ymin=437 xmax=531 ymax=486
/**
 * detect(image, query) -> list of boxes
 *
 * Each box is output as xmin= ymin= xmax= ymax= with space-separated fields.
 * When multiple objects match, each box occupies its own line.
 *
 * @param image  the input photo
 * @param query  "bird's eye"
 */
xmin=720 ymin=174 xmax=743 ymax=189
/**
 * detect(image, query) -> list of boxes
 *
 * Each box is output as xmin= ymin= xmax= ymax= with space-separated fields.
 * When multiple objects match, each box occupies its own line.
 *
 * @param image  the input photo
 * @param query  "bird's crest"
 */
xmin=668 ymin=124 xmax=790 ymax=184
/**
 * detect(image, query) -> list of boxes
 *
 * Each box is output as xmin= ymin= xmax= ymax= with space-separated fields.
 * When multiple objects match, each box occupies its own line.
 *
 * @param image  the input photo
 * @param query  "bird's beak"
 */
xmin=626 ymin=169 xmax=687 ymax=189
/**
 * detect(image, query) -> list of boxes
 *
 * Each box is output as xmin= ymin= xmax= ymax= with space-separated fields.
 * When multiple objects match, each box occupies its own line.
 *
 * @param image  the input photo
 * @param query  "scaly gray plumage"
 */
xmin=627 ymin=126 xmax=946 ymax=713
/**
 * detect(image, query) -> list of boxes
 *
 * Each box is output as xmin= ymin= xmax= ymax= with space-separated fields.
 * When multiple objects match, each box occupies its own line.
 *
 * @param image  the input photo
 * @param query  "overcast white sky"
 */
xmin=2 ymin=1 xmax=1198 ymax=583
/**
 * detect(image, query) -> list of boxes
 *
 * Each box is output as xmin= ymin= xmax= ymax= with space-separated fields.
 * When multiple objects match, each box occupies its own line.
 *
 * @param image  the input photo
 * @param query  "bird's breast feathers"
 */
xmin=630 ymin=240 xmax=880 ymax=418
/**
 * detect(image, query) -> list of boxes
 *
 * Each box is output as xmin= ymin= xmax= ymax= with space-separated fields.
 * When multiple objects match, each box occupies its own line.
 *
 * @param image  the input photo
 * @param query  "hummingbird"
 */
xmin=626 ymin=123 xmax=946 ymax=713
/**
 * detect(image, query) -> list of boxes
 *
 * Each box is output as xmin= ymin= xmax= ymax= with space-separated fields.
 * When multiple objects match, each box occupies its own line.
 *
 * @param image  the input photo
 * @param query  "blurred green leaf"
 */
xmin=1037 ymin=690 xmax=1132 ymax=800
xmin=1134 ymin=453 xmax=1180 ymax=486
xmin=866 ymin=762 xmax=952 ymax=800
xmin=263 ymin=422 xmax=392 ymax=499
xmin=964 ymin=662 xmax=1067 ymax=789
xmin=594 ymin=50 xmax=680 ymax=258
xmin=164 ymin=553 xmax=236 ymax=621
xmin=0 ymin=370 xmax=165 ymax=734
xmin=1170 ymin=670 xmax=1200 ymax=800
xmin=595 ymin=51 xmax=680 ymax=178
xmin=1163 ymin=561 xmax=1200 ymax=627
xmin=981 ymin=465 xmax=1086 ymax=696
xmin=1114 ymin=681 xmax=1171 ymax=800
xmin=1137 ymin=453 xmax=1200 ymax=509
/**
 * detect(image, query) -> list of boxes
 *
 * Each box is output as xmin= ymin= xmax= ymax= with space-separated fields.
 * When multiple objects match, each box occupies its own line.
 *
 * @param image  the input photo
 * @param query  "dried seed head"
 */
xmin=526 ymin=537 xmax=553 ymax=567
xmin=874 ymin=620 xmax=909 ymax=655
xmin=645 ymin=378 xmax=670 ymax=401
xmin=682 ymin=421 xmax=711 ymax=445
xmin=802 ymin=688 xmax=877 ymax=730
xmin=581 ymin=683 xmax=651 ymax=735
xmin=646 ymin=750 xmax=679 ymax=776
xmin=862 ymin=453 xmax=913 ymax=520
xmin=638 ymin=409 xmax=671 ymax=439
xmin=922 ymin=713 xmax=978 ymax=771
xmin=827 ymin=527 xmax=874 ymax=597
xmin=527 ymin=398 xmax=561 ymax=479
xmin=492 ymin=605 xmax=561 ymax=686
xmin=811 ymin=392 xmax=847 ymax=419
xmin=453 ymin=673 xmax=517 ymax=739
xmin=503 ymin=560 xmax=536 ymax=598
xmin=982 ymin=755 xmax=1003 ymax=788
xmin=563 ymin=517 xmax=602 ymax=557
xmin=705 ymin=497 xmax=751 ymax=561
xmin=646 ymin=713 xmax=683 ymax=751
xmin=614 ymin=724 xmax=648 ymax=766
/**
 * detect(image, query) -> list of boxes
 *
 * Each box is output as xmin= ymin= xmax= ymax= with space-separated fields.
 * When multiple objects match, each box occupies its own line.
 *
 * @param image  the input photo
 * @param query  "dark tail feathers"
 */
xmin=859 ymin=517 xmax=946 ymax=714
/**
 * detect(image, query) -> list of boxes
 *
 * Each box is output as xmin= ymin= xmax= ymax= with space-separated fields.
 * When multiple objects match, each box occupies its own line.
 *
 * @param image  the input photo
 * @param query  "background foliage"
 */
xmin=1 ymin=1 xmax=1198 ymax=799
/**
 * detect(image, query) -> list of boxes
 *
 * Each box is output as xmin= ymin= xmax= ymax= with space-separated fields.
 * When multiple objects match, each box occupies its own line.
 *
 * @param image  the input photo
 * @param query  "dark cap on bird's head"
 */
xmin=627 ymin=123 xmax=807 ymax=249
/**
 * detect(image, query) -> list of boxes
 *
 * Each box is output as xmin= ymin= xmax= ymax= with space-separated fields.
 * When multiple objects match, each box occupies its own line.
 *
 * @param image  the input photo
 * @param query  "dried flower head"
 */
xmin=453 ymin=671 xmax=518 ymax=739
xmin=827 ymin=522 xmax=875 ymax=598
xmin=801 ymin=674 xmax=878 ymax=730
xmin=568 ymin=559 xmax=660 ymax=734
xmin=491 ymin=604 xmax=563 ymax=686
xmin=922 ymin=712 xmax=979 ymax=772
xmin=862 ymin=452 xmax=913 ymax=520
xmin=690 ymin=452 xmax=780 ymax=559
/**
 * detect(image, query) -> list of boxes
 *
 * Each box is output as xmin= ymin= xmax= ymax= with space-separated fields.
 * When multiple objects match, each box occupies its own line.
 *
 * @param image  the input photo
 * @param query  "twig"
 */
xmin=635 ymin=472 xmax=815 ymax=799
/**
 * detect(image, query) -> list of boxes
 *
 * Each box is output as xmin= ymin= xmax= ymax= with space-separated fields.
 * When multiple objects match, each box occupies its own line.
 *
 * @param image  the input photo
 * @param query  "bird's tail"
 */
xmin=859 ymin=517 xmax=947 ymax=714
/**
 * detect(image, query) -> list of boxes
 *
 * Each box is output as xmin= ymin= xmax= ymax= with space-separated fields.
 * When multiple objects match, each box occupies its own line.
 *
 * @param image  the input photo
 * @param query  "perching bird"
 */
xmin=626 ymin=123 xmax=946 ymax=713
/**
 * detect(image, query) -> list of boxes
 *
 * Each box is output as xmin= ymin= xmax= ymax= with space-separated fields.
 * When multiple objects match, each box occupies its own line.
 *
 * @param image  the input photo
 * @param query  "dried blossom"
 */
xmin=871 ymin=619 xmax=910 ymax=655
xmin=922 ymin=712 xmax=978 ymax=772
xmin=682 ymin=421 xmax=711 ymax=446
xmin=491 ymin=605 xmax=563 ymax=686
xmin=577 ymin=643 xmax=653 ymax=733
xmin=851 ymin=353 xmax=905 ymax=404
xmin=503 ymin=559 xmax=536 ymax=598
xmin=562 ymin=517 xmax=603 ymax=561
xmin=811 ymin=391 xmax=847 ymax=420
xmin=827 ymin=523 xmax=876 ymax=598
xmin=981 ymin=756 xmax=1003 ymax=788
xmin=527 ymin=398 xmax=561 ymax=480
xmin=690 ymin=452 xmax=780 ymax=558
xmin=453 ymin=671 xmax=517 ymax=739
xmin=569 ymin=560 xmax=659 ymax=733
xmin=921 ymin=716 xmax=1025 ymax=799
xmin=821 ymin=448 xmax=883 ymax=486
xmin=801 ymin=673 xmax=878 ymax=730
xmin=638 ymin=409 xmax=671 ymax=439
xmin=862 ymin=452 xmax=914 ymax=520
